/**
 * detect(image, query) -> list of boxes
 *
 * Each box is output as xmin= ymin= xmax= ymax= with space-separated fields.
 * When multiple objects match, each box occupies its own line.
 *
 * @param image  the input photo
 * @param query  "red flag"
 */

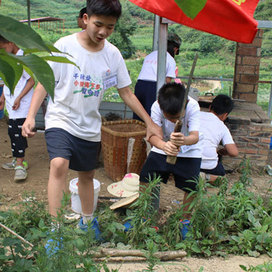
xmin=128 ymin=0 xmax=259 ymax=43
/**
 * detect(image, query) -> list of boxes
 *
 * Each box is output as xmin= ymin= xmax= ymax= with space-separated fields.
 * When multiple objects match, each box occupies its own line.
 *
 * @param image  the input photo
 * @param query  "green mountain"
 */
xmin=0 ymin=0 xmax=86 ymax=29
xmin=1 ymin=0 xmax=271 ymax=30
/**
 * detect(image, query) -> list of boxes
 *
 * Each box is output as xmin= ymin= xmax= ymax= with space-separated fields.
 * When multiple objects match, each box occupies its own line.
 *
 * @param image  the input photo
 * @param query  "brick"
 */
xmin=236 ymin=56 xmax=242 ymax=65
xmin=253 ymin=85 xmax=259 ymax=94
xmin=247 ymin=142 xmax=269 ymax=149
xmin=231 ymin=130 xmax=248 ymax=136
xmin=237 ymin=47 xmax=257 ymax=56
xmin=240 ymin=74 xmax=259 ymax=84
xmin=237 ymin=136 xmax=259 ymax=143
xmin=235 ymin=65 xmax=256 ymax=74
xmin=260 ymin=138 xmax=271 ymax=144
xmin=235 ymin=74 xmax=241 ymax=82
xmin=257 ymin=48 xmax=262 ymax=57
xmin=236 ymin=83 xmax=255 ymax=92
xmin=251 ymin=37 xmax=263 ymax=47
xmin=236 ymin=142 xmax=247 ymax=148
xmin=238 ymin=148 xmax=258 ymax=154
xmin=228 ymin=116 xmax=251 ymax=124
xmin=255 ymin=66 xmax=260 ymax=74
xmin=248 ymin=125 xmax=263 ymax=131
xmin=258 ymin=149 xmax=269 ymax=155
xmin=238 ymin=93 xmax=257 ymax=103
xmin=249 ymin=131 xmax=271 ymax=137
xmin=256 ymin=29 xmax=264 ymax=38
xmin=242 ymin=56 xmax=261 ymax=66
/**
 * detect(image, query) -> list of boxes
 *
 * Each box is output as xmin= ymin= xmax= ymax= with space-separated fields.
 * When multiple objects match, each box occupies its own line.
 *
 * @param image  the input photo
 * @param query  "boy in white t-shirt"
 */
xmin=22 ymin=0 xmax=161 ymax=239
xmin=133 ymin=33 xmax=181 ymax=121
xmin=0 ymin=35 xmax=34 ymax=181
xmin=140 ymin=82 xmax=202 ymax=239
xmin=199 ymin=94 xmax=238 ymax=183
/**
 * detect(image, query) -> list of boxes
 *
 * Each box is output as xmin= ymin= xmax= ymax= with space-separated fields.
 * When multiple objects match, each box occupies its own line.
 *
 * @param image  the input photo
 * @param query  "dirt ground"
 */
xmin=0 ymin=118 xmax=271 ymax=271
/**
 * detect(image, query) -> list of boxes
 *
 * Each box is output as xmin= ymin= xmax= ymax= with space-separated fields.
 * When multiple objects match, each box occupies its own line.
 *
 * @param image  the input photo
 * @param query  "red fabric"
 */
xmin=128 ymin=0 xmax=259 ymax=43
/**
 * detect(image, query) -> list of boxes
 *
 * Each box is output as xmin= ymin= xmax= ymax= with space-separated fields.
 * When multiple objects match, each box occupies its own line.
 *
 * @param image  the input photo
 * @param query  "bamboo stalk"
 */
xmin=0 ymin=222 xmax=34 ymax=248
xmin=89 ymin=248 xmax=187 ymax=261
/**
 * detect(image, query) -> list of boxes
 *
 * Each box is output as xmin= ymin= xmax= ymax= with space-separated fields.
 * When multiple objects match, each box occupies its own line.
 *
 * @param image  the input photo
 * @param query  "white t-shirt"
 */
xmin=3 ymin=49 xmax=33 ymax=119
xmin=137 ymin=51 xmax=176 ymax=81
xmin=151 ymin=96 xmax=202 ymax=158
xmin=46 ymin=33 xmax=131 ymax=142
xmin=199 ymin=111 xmax=234 ymax=169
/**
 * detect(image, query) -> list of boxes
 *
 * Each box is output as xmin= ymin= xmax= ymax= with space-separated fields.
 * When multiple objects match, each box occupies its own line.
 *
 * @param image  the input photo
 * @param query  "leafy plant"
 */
xmin=0 ymin=14 xmax=76 ymax=99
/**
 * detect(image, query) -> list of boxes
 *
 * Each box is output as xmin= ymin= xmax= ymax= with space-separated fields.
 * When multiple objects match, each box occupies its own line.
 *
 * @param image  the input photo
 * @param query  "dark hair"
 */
xmin=86 ymin=0 xmax=122 ymax=19
xmin=167 ymin=41 xmax=177 ymax=58
xmin=79 ymin=7 xmax=87 ymax=18
xmin=210 ymin=94 xmax=234 ymax=115
xmin=0 ymin=35 xmax=9 ymax=43
xmin=167 ymin=33 xmax=182 ymax=57
xmin=158 ymin=82 xmax=186 ymax=115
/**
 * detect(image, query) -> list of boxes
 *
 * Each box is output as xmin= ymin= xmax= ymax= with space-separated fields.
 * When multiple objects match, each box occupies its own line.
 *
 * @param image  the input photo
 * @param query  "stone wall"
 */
xmin=232 ymin=29 xmax=263 ymax=103
xmin=223 ymin=116 xmax=272 ymax=168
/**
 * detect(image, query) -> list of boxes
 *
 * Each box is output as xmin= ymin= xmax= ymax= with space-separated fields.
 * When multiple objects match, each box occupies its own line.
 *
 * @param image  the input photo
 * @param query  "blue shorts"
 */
xmin=133 ymin=80 xmax=157 ymax=121
xmin=140 ymin=151 xmax=201 ymax=193
xmin=45 ymin=128 xmax=101 ymax=171
xmin=201 ymin=161 xmax=225 ymax=176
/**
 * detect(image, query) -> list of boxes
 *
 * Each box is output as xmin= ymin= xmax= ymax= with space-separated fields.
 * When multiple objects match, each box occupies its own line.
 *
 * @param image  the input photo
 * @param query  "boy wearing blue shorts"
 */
xmin=140 ymin=82 xmax=202 ymax=234
xmin=22 ymin=0 xmax=160 ymax=232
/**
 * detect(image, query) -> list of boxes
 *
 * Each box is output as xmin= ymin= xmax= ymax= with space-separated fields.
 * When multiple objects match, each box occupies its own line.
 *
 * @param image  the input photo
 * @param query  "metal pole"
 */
xmin=156 ymin=17 xmax=168 ymax=97
xmin=152 ymin=15 xmax=160 ymax=51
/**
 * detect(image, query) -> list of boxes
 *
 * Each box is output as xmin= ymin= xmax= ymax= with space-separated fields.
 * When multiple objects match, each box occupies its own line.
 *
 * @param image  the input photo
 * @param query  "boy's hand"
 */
xmin=22 ymin=118 xmax=36 ymax=138
xmin=163 ymin=141 xmax=180 ymax=156
xmin=170 ymin=132 xmax=185 ymax=146
xmin=12 ymin=97 xmax=21 ymax=110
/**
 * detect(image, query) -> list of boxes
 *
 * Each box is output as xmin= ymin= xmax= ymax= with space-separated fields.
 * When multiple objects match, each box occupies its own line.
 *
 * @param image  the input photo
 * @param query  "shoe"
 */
xmin=14 ymin=166 xmax=27 ymax=181
xmin=123 ymin=219 xmax=133 ymax=232
xmin=78 ymin=217 xmax=102 ymax=240
xmin=2 ymin=159 xmax=28 ymax=170
xmin=45 ymin=237 xmax=63 ymax=256
xmin=180 ymin=219 xmax=190 ymax=240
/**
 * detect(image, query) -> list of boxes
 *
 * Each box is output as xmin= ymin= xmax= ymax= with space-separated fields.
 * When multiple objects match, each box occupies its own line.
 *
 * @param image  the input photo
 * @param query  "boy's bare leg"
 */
xmin=182 ymin=192 xmax=194 ymax=220
xmin=78 ymin=170 xmax=95 ymax=215
xmin=48 ymin=157 xmax=69 ymax=217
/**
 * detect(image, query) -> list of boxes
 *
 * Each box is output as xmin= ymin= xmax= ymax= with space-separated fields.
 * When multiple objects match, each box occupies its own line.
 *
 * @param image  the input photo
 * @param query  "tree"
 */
xmin=0 ymin=14 xmax=75 ymax=99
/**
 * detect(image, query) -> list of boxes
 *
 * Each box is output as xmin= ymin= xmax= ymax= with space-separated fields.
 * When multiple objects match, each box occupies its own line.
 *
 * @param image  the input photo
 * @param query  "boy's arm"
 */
xmin=118 ymin=86 xmax=163 ymax=140
xmin=170 ymin=131 xmax=199 ymax=146
xmin=22 ymin=82 xmax=48 ymax=138
xmin=218 ymin=143 xmax=238 ymax=157
xmin=149 ymin=134 xmax=180 ymax=156
xmin=12 ymin=77 xmax=35 ymax=110
xmin=0 ymin=91 xmax=5 ymax=111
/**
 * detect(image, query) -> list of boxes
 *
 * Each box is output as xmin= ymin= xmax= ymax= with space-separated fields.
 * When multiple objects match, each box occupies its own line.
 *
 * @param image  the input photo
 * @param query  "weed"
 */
xmin=240 ymin=262 xmax=272 ymax=272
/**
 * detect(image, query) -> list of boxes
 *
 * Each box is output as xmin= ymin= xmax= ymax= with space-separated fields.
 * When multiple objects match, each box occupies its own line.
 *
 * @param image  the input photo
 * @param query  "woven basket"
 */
xmin=101 ymin=119 xmax=147 ymax=181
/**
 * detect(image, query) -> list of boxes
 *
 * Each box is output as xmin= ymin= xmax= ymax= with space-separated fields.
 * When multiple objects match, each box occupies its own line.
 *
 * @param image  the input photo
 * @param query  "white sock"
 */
xmin=82 ymin=213 xmax=93 ymax=224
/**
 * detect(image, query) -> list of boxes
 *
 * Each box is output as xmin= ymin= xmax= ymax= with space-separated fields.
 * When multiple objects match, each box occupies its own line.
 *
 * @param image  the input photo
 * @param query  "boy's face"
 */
xmin=163 ymin=111 xmax=183 ymax=123
xmin=0 ymin=41 xmax=13 ymax=53
xmin=83 ymin=14 xmax=116 ymax=46
xmin=77 ymin=17 xmax=87 ymax=30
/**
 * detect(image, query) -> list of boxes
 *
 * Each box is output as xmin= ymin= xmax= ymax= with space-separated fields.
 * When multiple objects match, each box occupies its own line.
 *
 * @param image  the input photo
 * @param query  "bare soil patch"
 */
xmin=0 ymin=118 xmax=271 ymax=271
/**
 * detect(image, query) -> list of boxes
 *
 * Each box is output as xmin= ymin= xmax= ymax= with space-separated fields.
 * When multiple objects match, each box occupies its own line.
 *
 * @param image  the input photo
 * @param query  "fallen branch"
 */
xmin=89 ymin=248 xmax=187 ymax=261
xmin=0 ymin=222 xmax=34 ymax=248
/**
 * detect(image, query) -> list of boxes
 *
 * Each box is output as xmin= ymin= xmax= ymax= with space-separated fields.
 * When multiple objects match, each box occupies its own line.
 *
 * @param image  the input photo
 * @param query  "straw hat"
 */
xmin=109 ymin=193 xmax=139 ymax=210
xmin=107 ymin=173 xmax=139 ymax=198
